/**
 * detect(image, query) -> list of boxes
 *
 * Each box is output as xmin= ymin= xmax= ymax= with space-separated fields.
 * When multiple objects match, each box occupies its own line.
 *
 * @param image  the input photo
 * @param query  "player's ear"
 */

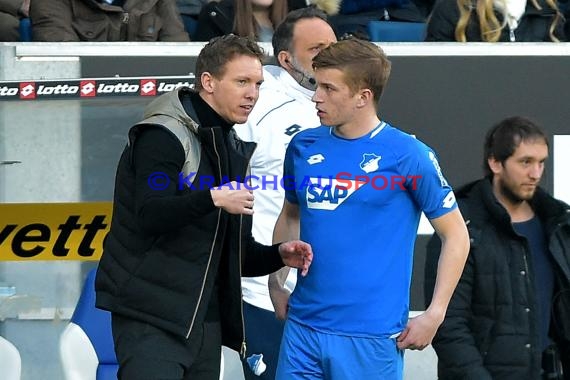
xmin=356 ymin=88 xmax=373 ymax=108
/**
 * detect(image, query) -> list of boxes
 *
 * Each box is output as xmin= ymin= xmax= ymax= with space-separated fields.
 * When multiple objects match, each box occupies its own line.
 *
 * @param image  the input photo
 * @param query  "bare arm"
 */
xmin=397 ymin=208 xmax=469 ymax=350
xmin=426 ymin=208 xmax=470 ymax=319
xmin=268 ymin=199 xmax=300 ymax=320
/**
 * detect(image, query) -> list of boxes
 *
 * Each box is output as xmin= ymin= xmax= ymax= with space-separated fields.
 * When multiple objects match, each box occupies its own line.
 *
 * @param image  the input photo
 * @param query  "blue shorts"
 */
xmin=276 ymin=319 xmax=404 ymax=380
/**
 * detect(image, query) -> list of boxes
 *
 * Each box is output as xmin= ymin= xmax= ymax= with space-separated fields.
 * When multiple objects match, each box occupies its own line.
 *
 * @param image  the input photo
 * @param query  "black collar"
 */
xmin=186 ymin=91 xmax=233 ymax=132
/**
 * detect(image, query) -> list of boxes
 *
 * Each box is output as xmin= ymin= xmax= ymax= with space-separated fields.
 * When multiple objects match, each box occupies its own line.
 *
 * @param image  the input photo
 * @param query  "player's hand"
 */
xmin=396 ymin=310 xmax=443 ymax=350
xmin=278 ymin=240 xmax=312 ymax=276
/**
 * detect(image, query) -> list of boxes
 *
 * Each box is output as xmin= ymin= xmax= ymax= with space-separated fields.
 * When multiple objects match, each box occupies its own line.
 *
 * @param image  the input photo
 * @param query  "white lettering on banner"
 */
xmin=37 ymin=84 xmax=79 ymax=95
xmin=97 ymin=83 xmax=139 ymax=93
xmin=158 ymin=81 xmax=191 ymax=92
xmin=554 ymin=135 xmax=570 ymax=204
xmin=0 ymin=86 xmax=18 ymax=96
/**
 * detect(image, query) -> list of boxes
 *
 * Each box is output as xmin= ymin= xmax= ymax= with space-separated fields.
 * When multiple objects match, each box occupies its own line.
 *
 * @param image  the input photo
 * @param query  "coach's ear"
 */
xmin=200 ymin=71 xmax=215 ymax=93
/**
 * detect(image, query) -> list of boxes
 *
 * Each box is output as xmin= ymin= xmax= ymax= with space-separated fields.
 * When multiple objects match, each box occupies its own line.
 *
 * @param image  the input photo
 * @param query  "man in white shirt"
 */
xmin=234 ymin=7 xmax=337 ymax=380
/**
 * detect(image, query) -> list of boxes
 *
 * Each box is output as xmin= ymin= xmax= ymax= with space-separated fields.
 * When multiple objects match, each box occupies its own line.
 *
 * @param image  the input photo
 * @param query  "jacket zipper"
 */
xmin=120 ymin=12 xmax=129 ymax=40
xmin=239 ymin=213 xmax=247 ymax=358
xmin=522 ymin=247 xmax=531 ymax=289
xmin=185 ymin=129 xmax=223 ymax=339
xmin=522 ymin=246 xmax=535 ymax=341
xmin=239 ymin=163 xmax=254 ymax=358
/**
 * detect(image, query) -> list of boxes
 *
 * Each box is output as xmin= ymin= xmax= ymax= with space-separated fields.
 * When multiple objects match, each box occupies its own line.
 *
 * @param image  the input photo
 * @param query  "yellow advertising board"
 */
xmin=0 ymin=203 xmax=112 ymax=261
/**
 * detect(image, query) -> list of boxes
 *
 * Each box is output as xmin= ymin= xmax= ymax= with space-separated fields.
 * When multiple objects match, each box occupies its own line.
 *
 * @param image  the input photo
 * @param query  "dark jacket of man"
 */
xmin=31 ymin=0 xmax=189 ymax=41
xmin=0 ymin=0 xmax=23 ymax=41
xmin=426 ymin=0 xmax=566 ymax=41
xmin=193 ymin=0 xmax=232 ymax=41
xmin=96 ymin=88 xmax=285 ymax=354
xmin=193 ymin=0 xmax=310 ymax=41
xmin=425 ymin=178 xmax=570 ymax=379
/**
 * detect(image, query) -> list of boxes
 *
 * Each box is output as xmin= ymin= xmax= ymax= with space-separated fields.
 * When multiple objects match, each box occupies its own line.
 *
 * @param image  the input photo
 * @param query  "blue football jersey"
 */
xmin=284 ymin=122 xmax=457 ymax=337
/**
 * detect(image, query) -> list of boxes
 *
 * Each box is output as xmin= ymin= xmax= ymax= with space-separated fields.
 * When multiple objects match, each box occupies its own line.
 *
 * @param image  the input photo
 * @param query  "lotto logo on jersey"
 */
xmin=442 ymin=191 xmax=457 ymax=209
xmin=306 ymin=177 xmax=361 ymax=210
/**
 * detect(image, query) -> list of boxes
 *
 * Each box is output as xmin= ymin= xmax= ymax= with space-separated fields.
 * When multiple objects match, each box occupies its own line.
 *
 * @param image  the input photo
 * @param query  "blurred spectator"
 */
xmin=562 ymin=0 xmax=570 ymax=39
xmin=0 ymin=0 xmax=30 ymax=41
xmin=176 ymin=0 xmax=211 ymax=38
xmin=30 ymin=0 xmax=190 ymax=41
xmin=328 ymin=0 xmax=425 ymax=40
xmin=193 ymin=0 xmax=339 ymax=42
xmin=288 ymin=0 xmax=340 ymax=15
xmin=426 ymin=0 xmax=565 ymax=41
xmin=194 ymin=0 xmax=288 ymax=42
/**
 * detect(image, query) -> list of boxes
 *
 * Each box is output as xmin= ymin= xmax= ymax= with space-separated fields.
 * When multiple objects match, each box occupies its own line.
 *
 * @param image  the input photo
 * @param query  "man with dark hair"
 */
xmin=425 ymin=116 xmax=570 ymax=379
xmin=272 ymin=38 xmax=469 ymax=380
xmin=95 ymin=35 xmax=313 ymax=380
xmin=233 ymin=7 xmax=336 ymax=379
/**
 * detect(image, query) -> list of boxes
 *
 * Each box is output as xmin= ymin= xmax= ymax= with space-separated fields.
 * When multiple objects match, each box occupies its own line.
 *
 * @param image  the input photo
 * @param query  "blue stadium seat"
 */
xmin=59 ymin=269 xmax=118 ymax=380
xmin=181 ymin=15 xmax=198 ymax=40
xmin=19 ymin=18 xmax=32 ymax=42
xmin=367 ymin=21 xmax=426 ymax=42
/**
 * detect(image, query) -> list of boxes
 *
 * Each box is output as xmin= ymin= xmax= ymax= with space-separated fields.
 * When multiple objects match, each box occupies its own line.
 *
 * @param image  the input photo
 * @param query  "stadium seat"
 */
xmin=60 ymin=269 xmax=118 ymax=380
xmin=181 ymin=15 xmax=199 ymax=40
xmin=0 ymin=335 xmax=22 ymax=380
xmin=19 ymin=18 xmax=32 ymax=42
xmin=367 ymin=21 xmax=426 ymax=42
xmin=60 ymin=269 xmax=227 ymax=379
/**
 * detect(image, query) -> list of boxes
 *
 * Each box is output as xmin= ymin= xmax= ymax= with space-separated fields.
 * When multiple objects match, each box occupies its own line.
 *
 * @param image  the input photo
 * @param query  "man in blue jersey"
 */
xmin=271 ymin=37 xmax=470 ymax=380
xmin=233 ymin=7 xmax=337 ymax=380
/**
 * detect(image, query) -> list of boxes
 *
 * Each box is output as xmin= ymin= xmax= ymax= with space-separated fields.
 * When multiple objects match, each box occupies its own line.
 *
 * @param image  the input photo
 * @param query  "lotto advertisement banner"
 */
xmin=0 ymin=203 xmax=112 ymax=261
xmin=0 ymin=76 xmax=194 ymax=101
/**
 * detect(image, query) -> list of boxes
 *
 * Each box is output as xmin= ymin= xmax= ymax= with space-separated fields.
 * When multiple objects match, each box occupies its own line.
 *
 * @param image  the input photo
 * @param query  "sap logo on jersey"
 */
xmin=306 ymin=177 xmax=360 ymax=210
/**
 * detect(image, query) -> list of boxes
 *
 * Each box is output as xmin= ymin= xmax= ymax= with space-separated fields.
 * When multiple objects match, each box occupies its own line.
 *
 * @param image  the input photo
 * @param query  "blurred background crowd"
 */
xmin=1 ymin=0 xmax=569 ymax=43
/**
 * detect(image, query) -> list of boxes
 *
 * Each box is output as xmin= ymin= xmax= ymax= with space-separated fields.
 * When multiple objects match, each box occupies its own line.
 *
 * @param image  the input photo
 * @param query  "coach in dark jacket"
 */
xmin=425 ymin=116 xmax=570 ymax=380
xmin=95 ymin=35 xmax=312 ymax=380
